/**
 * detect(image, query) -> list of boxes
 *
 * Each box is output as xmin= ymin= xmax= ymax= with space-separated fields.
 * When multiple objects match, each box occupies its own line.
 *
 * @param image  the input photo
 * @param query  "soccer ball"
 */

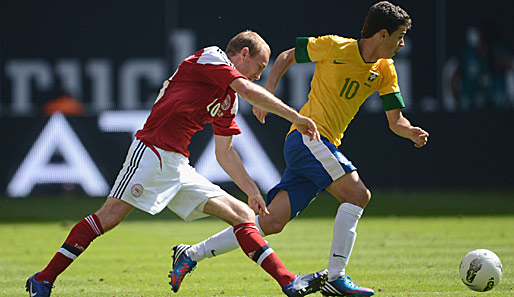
xmin=459 ymin=249 xmax=503 ymax=292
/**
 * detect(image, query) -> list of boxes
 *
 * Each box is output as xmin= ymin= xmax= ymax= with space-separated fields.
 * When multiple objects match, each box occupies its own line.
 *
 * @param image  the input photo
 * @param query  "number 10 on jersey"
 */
xmin=339 ymin=78 xmax=360 ymax=100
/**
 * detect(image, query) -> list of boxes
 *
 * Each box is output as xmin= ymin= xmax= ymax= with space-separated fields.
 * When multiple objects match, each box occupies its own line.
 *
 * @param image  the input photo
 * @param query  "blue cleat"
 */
xmin=26 ymin=273 xmax=54 ymax=297
xmin=169 ymin=244 xmax=197 ymax=293
xmin=321 ymin=275 xmax=374 ymax=296
xmin=282 ymin=269 xmax=328 ymax=297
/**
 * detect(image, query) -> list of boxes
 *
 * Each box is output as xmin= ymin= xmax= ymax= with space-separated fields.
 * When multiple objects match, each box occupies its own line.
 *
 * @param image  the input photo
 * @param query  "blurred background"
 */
xmin=0 ymin=0 xmax=513 ymax=199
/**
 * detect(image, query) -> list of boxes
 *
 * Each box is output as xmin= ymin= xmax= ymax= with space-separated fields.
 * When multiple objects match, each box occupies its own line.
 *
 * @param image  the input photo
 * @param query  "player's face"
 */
xmin=238 ymin=48 xmax=270 ymax=81
xmin=381 ymin=25 xmax=407 ymax=59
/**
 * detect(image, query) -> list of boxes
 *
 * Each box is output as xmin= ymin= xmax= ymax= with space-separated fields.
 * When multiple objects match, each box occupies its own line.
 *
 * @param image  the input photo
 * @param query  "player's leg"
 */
xmin=26 ymin=139 xmax=163 ymax=297
xmin=256 ymin=189 xmax=292 ymax=234
xmin=183 ymin=188 xmax=291 ymax=264
xmin=26 ymin=197 xmax=133 ymax=297
xmin=168 ymin=194 xmax=255 ymax=292
xmin=280 ymin=130 xmax=373 ymax=296
xmin=182 ymin=216 xmax=263 ymax=262
xmin=168 ymin=177 xmax=326 ymax=295
xmin=202 ymin=193 xmax=256 ymax=225
xmin=326 ymin=171 xmax=370 ymax=278
xmin=203 ymin=194 xmax=327 ymax=296
xmin=95 ymin=196 xmax=135 ymax=231
xmin=167 ymin=134 xmax=327 ymax=295
xmin=321 ymin=171 xmax=374 ymax=296
xmin=179 ymin=163 xmax=322 ymax=264
xmin=202 ymin=195 xmax=296 ymax=288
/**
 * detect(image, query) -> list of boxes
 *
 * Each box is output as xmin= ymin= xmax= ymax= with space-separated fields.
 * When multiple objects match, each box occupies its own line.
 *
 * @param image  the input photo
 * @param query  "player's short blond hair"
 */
xmin=226 ymin=30 xmax=270 ymax=57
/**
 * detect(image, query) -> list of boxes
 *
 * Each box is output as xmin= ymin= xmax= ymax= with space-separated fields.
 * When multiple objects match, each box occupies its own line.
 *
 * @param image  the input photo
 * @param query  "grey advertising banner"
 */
xmin=1 ymin=111 xmax=513 ymax=197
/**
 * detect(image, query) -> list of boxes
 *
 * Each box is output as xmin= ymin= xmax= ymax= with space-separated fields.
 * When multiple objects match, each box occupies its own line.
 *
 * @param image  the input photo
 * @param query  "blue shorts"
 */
xmin=267 ymin=130 xmax=357 ymax=220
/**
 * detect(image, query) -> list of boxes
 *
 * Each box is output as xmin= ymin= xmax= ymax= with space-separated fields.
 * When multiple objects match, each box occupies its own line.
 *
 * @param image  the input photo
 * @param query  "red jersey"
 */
xmin=135 ymin=46 xmax=246 ymax=158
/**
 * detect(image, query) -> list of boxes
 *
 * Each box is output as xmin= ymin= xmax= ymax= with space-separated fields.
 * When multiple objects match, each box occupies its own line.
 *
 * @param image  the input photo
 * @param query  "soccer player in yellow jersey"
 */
xmin=173 ymin=2 xmax=428 ymax=296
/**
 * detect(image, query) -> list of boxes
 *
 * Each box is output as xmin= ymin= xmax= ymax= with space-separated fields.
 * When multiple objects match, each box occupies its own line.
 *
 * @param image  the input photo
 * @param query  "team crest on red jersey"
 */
xmin=221 ymin=95 xmax=231 ymax=111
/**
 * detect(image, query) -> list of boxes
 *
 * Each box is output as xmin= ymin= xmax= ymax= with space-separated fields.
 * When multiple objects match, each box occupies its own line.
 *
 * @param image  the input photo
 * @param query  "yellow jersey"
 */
xmin=291 ymin=35 xmax=405 ymax=146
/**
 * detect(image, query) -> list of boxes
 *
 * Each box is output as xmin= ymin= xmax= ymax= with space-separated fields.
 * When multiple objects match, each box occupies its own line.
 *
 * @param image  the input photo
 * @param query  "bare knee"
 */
xmin=233 ymin=204 xmax=255 ymax=225
xmin=342 ymin=187 xmax=371 ymax=208
xmin=223 ymin=205 xmax=255 ymax=227
xmin=259 ymin=215 xmax=287 ymax=235
xmin=203 ymin=195 xmax=255 ymax=226
xmin=355 ymin=188 xmax=371 ymax=208
xmin=328 ymin=172 xmax=372 ymax=208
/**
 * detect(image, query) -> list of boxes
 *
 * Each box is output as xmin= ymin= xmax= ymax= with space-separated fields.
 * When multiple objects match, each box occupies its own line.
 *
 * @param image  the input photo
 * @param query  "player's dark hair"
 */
xmin=226 ymin=30 xmax=270 ymax=57
xmin=361 ymin=1 xmax=411 ymax=38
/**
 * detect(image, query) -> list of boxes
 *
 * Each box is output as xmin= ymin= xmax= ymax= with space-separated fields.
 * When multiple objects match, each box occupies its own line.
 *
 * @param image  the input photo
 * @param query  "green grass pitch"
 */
xmin=1 ymin=190 xmax=513 ymax=296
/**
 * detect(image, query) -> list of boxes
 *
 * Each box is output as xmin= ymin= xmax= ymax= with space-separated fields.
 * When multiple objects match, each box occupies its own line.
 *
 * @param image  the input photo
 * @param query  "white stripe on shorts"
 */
xmin=113 ymin=141 xmax=146 ymax=198
xmin=302 ymin=134 xmax=346 ymax=181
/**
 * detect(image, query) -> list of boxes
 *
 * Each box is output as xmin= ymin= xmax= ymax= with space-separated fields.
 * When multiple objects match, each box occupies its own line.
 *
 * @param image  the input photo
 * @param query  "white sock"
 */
xmin=327 ymin=203 xmax=363 ymax=281
xmin=187 ymin=216 xmax=265 ymax=262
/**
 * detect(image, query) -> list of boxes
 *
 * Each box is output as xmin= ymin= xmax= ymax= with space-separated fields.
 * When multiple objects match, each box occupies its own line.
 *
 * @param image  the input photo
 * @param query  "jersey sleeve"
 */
xmin=295 ymin=35 xmax=334 ymax=63
xmin=212 ymin=116 xmax=242 ymax=136
xmin=378 ymin=61 xmax=405 ymax=111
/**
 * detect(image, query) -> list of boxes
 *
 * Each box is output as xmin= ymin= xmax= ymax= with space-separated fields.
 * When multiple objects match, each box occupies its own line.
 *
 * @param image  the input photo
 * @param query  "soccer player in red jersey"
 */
xmin=26 ymin=30 xmax=326 ymax=297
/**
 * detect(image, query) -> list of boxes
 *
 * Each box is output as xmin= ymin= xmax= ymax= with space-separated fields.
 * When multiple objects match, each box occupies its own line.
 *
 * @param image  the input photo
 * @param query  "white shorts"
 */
xmin=109 ymin=139 xmax=228 ymax=222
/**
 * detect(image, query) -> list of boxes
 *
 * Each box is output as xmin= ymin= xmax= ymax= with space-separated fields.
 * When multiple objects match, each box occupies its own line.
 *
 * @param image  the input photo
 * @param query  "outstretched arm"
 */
xmin=230 ymin=77 xmax=320 ymax=141
xmin=385 ymin=108 xmax=429 ymax=148
xmin=214 ymin=135 xmax=269 ymax=216
xmin=253 ymin=48 xmax=297 ymax=124
xmin=265 ymin=48 xmax=296 ymax=93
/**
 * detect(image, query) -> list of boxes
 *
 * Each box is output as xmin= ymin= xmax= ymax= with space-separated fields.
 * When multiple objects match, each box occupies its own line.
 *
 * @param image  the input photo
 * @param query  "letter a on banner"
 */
xmin=7 ymin=113 xmax=109 ymax=197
